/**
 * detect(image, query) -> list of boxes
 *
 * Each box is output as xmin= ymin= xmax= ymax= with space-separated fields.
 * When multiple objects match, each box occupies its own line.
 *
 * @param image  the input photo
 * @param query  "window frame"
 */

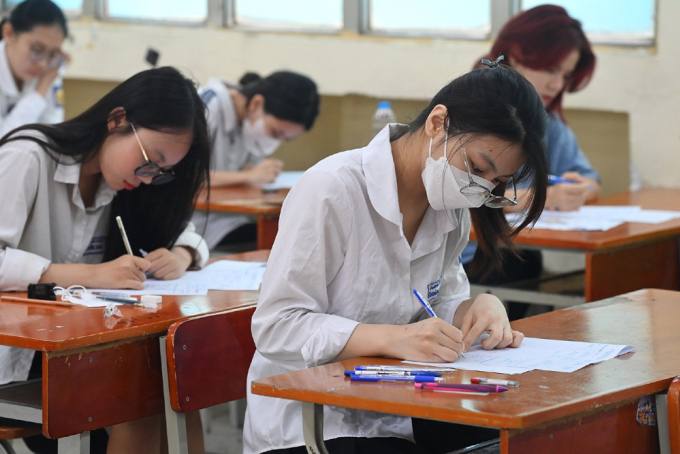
xmin=0 ymin=0 xmax=654 ymax=48
xmin=517 ymin=0 xmax=657 ymax=47
xmin=359 ymin=0 xmax=493 ymax=41
xmin=1 ymin=0 xmax=84 ymax=18
xmin=96 ymin=0 xmax=210 ymax=27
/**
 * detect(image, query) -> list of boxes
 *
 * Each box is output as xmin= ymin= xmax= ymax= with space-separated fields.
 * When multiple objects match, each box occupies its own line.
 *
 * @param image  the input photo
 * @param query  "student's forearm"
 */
xmin=333 ymin=324 xmax=400 ymax=362
xmin=210 ymin=170 xmax=253 ymax=187
xmin=39 ymin=263 xmax=98 ymax=288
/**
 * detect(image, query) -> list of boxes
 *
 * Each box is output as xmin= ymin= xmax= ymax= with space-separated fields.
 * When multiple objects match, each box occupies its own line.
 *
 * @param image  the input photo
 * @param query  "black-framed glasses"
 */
xmin=131 ymin=123 xmax=175 ymax=186
xmin=460 ymin=147 xmax=517 ymax=208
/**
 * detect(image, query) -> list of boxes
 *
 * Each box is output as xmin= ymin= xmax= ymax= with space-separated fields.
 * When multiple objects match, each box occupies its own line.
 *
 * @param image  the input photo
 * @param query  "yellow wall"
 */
xmin=63 ymin=79 xmax=628 ymax=196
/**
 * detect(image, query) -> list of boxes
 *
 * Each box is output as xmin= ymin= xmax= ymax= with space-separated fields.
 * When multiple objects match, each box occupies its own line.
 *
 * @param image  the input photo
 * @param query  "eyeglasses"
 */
xmin=131 ymin=123 xmax=175 ymax=186
xmin=28 ymin=45 xmax=65 ymax=68
xmin=460 ymin=147 xmax=518 ymax=208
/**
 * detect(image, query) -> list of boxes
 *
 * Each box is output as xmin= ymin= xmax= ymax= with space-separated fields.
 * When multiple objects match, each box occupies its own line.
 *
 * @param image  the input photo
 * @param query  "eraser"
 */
xmin=141 ymin=295 xmax=162 ymax=305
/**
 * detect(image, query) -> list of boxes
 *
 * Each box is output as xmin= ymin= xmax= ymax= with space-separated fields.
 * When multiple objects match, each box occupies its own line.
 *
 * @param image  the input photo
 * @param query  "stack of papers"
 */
xmin=508 ymin=205 xmax=680 ymax=231
xmin=89 ymin=260 xmax=267 ymax=296
xmin=405 ymin=337 xmax=634 ymax=374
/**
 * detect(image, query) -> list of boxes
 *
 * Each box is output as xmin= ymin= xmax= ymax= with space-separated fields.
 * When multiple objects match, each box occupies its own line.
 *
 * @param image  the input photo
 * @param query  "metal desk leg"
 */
xmin=57 ymin=432 xmax=89 ymax=454
xmin=160 ymin=336 xmax=189 ymax=454
xmin=302 ymin=402 xmax=328 ymax=454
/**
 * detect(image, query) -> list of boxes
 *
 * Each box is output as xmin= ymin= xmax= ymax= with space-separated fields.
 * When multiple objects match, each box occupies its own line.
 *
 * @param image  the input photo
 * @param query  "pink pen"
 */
xmin=415 ymin=383 xmax=508 ymax=393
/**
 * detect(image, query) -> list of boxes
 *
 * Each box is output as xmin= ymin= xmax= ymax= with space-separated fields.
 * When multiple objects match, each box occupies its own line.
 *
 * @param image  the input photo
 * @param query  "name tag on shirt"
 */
xmin=84 ymin=236 xmax=106 ymax=256
xmin=427 ymin=276 xmax=442 ymax=301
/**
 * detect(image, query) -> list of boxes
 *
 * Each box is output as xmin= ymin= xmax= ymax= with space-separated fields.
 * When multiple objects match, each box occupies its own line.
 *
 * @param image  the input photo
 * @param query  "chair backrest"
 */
xmin=165 ymin=305 xmax=256 ymax=412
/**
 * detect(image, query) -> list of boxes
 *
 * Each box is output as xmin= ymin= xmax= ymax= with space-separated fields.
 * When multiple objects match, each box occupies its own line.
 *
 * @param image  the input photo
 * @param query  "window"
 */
xmin=366 ymin=0 xmax=491 ymax=39
xmin=104 ymin=0 xmax=208 ymax=23
xmin=521 ymin=0 xmax=656 ymax=45
xmin=234 ymin=0 xmax=343 ymax=31
xmin=4 ymin=0 xmax=82 ymax=16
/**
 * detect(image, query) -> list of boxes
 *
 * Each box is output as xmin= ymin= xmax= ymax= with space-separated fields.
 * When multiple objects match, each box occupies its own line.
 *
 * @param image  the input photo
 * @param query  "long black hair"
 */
xmin=398 ymin=64 xmax=548 ymax=272
xmin=0 ymin=0 xmax=68 ymax=40
xmin=0 ymin=66 xmax=211 ymax=261
xmin=239 ymin=71 xmax=320 ymax=130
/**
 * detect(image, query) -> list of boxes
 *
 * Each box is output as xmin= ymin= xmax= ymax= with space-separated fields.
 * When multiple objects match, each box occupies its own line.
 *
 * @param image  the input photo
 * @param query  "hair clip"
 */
xmin=481 ymin=55 xmax=505 ymax=68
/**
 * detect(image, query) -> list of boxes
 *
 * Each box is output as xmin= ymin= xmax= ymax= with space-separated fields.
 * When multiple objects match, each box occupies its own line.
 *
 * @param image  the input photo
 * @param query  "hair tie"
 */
xmin=481 ymin=55 xmax=505 ymax=68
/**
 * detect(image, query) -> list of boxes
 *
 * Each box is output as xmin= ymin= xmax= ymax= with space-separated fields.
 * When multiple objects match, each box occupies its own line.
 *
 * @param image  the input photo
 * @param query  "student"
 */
xmin=244 ymin=61 xmax=549 ymax=453
xmin=0 ymin=66 xmax=210 ymax=454
xmin=462 ymin=5 xmax=601 ymax=304
xmin=0 ymin=0 xmax=68 ymax=137
xmin=192 ymin=71 xmax=320 ymax=249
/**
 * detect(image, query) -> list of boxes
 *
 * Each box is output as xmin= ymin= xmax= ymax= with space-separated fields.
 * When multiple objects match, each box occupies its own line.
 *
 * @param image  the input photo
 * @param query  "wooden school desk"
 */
xmin=195 ymin=187 xmax=288 ymax=249
xmin=0 ymin=249 xmax=268 ymax=453
xmin=252 ymin=288 xmax=680 ymax=454
xmin=470 ymin=188 xmax=680 ymax=306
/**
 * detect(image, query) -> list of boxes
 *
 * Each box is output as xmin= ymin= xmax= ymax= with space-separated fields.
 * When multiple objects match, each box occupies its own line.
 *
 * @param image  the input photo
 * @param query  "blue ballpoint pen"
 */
xmin=349 ymin=374 xmax=443 ymax=383
xmin=345 ymin=370 xmax=441 ymax=377
xmin=548 ymin=174 xmax=595 ymax=190
xmin=413 ymin=289 xmax=465 ymax=358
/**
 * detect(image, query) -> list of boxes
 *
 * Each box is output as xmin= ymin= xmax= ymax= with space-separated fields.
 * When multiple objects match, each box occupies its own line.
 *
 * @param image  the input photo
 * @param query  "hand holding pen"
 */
xmin=413 ymin=289 xmax=466 ymax=359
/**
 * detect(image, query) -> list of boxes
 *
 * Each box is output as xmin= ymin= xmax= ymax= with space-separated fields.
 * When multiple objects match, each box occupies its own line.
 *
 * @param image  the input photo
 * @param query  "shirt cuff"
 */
xmin=436 ymin=297 xmax=468 ymax=325
xmin=301 ymin=315 xmax=360 ymax=368
xmin=0 ymin=248 xmax=51 ymax=291
xmin=174 ymin=231 xmax=209 ymax=269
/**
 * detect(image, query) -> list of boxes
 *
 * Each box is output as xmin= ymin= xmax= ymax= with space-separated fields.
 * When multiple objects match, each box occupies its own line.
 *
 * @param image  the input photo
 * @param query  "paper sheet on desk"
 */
xmin=508 ymin=205 xmax=680 ymax=231
xmin=89 ymin=260 xmax=267 ymax=296
xmin=261 ymin=171 xmax=305 ymax=191
xmin=404 ymin=337 xmax=634 ymax=374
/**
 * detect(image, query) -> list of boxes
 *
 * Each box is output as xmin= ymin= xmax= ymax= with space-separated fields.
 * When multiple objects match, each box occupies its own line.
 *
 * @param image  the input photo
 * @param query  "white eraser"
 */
xmin=141 ymin=295 xmax=162 ymax=305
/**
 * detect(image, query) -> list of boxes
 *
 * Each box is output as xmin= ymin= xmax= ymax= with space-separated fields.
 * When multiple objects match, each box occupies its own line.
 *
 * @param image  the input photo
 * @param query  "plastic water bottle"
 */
xmin=372 ymin=101 xmax=397 ymax=137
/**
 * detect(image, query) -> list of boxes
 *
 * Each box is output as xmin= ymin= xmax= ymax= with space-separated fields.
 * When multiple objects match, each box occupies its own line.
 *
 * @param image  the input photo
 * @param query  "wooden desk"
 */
xmin=0 ymin=250 xmax=268 ymax=450
xmin=195 ymin=187 xmax=287 ymax=249
xmin=252 ymin=288 xmax=680 ymax=454
xmin=471 ymin=188 xmax=680 ymax=304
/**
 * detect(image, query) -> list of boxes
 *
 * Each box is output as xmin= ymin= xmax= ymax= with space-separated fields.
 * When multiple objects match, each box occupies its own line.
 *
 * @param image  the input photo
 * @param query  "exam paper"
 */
xmin=508 ymin=205 xmax=680 ymax=231
xmin=261 ymin=171 xmax=305 ymax=191
xmin=89 ymin=260 xmax=267 ymax=296
xmin=404 ymin=337 xmax=634 ymax=374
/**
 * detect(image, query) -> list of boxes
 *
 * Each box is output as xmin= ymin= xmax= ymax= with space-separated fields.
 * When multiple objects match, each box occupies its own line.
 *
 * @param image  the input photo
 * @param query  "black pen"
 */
xmin=95 ymin=295 xmax=141 ymax=306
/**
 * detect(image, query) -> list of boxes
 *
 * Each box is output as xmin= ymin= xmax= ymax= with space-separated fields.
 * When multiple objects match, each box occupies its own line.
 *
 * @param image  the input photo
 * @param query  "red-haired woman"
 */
xmin=461 ymin=5 xmax=600 ymax=320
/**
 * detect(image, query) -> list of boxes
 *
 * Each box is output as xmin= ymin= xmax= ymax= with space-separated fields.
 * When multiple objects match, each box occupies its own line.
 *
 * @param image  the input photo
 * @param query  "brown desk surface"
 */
xmin=0 ymin=250 xmax=269 ymax=352
xmin=195 ymin=187 xmax=288 ymax=214
xmin=471 ymin=188 xmax=680 ymax=250
xmin=252 ymin=288 xmax=680 ymax=430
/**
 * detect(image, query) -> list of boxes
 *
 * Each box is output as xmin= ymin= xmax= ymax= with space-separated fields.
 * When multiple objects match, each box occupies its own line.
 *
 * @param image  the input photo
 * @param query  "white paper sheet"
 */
xmin=404 ymin=337 xmax=634 ymax=374
xmin=89 ymin=260 xmax=267 ymax=296
xmin=508 ymin=205 xmax=680 ymax=231
xmin=261 ymin=171 xmax=305 ymax=191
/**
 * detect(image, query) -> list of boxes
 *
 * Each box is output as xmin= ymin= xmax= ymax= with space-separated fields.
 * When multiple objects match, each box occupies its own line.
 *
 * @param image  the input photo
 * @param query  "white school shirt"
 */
xmin=0 ymin=41 xmax=64 ymax=138
xmin=243 ymin=124 xmax=471 ymax=453
xmin=0 ymin=132 xmax=208 ymax=384
xmin=191 ymin=78 xmax=261 ymax=248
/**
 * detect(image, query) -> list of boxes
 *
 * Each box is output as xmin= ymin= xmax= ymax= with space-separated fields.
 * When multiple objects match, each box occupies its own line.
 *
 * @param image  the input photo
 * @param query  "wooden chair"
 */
xmin=0 ymin=425 xmax=42 ymax=454
xmin=160 ymin=305 xmax=257 ymax=454
xmin=668 ymin=376 xmax=680 ymax=454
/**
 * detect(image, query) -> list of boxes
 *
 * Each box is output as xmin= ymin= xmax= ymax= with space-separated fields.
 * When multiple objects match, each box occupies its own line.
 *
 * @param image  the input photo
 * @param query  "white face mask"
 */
xmin=242 ymin=111 xmax=283 ymax=158
xmin=421 ymin=132 xmax=495 ymax=211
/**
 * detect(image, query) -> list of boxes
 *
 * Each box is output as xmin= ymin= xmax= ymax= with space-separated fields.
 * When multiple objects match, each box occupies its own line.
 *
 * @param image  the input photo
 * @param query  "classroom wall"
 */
xmin=64 ymin=81 xmax=627 ymax=196
xmin=62 ymin=0 xmax=672 ymax=189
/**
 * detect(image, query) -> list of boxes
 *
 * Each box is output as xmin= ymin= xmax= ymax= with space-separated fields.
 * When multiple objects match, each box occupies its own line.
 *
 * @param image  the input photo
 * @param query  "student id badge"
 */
xmin=427 ymin=276 xmax=442 ymax=301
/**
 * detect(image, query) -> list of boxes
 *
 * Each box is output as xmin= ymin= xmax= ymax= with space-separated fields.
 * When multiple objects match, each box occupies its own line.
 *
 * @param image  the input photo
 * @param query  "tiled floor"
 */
xmin=10 ymin=401 xmax=245 ymax=454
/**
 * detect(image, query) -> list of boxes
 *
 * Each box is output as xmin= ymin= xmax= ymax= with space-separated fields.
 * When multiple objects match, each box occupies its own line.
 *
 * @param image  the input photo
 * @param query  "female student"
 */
xmin=0 ymin=0 xmax=69 ymax=137
xmin=462 ymin=5 xmax=601 ymax=305
xmin=244 ymin=61 xmax=549 ymax=453
xmin=0 ymin=66 xmax=210 ymax=454
xmin=192 ymin=71 xmax=320 ymax=249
